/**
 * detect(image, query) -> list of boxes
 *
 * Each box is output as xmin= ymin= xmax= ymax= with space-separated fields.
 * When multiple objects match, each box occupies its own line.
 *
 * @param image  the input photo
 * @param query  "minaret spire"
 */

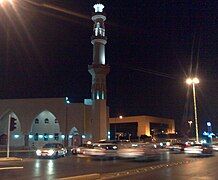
xmin=88 ymin=2 xmax=110 ymax=141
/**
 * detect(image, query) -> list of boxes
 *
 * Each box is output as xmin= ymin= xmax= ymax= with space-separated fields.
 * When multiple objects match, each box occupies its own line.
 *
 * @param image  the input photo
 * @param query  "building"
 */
xmin=0 ymin=3 xmax=176 ymax=148
xmin=0 ymin=3 xmax=109 ymax=148
xmin=109 ymin=115 xmax=175 ymax=140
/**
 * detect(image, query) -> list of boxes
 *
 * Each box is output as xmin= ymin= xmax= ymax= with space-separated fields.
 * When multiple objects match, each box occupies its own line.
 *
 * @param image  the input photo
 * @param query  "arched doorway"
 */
xmin=68 ymin=127 xmax=81 ymax=147
xmin=29 ymin=110 xmax=63 ymax=148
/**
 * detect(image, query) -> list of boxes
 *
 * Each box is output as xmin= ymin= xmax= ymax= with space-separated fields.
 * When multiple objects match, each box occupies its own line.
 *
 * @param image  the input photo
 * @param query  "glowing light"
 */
xmin=87 ymin=141 xmax=92 ymax=145
xmin=113 ymin=146 xmax=118 ymax=150
xmin=193 ymin=78 xmax=199 ymax=84
xmin=61 ymin=135 xmax=65 ymax=139
xmin=82 ymin=135 xmax=85 ymax=139
xmin=166 ymin=142 xmax=171 ymax=146
xmin=14 ymin=135 xmax=19 ymax=138
xmin=29 ymin=135 xmax=33 ymax=139
xmin=186 ymin=77 xmax=199 ymax=85
xmin=48 ymin=149 xmax=55 ymax=156
xmin=36 ymin=150 xmax=41 ymax=156
xmin=65 ymin=97 xmax=70 ymax=104
xmin=207 ymin=122 xmax=211 ymax=127
xmin=38 ymin=135 xmax=43 ymax=139
xmin=49 ymin=135 xmax=54 ymax=139
xmin=69 ymin=135 xmax=73 ymax=138
xmin=94 ymin=4 xmax=104 ymax=13
xmin=119 ymin=115 xmax=123 ymax=119
xmin=96 ymin=91 xmax=99 ymax=100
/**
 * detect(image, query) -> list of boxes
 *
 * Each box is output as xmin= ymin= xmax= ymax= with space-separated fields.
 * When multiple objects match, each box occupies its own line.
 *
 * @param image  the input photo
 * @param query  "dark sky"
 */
xmin=0 ymin=0 xmax=217 ymax=133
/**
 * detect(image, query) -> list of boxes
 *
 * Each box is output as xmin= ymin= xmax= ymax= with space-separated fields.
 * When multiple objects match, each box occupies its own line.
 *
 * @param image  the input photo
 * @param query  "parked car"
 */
xmin=36 ymin=143 xmax=67 ymax=158
xmin=184 ymin=144 xmax=213 ymax=156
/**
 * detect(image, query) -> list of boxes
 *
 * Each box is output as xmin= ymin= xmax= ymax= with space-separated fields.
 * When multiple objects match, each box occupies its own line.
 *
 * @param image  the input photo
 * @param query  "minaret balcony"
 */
xmin=91 ymin=35 xmax=107 ymax=41
xmin=92 ymin=12 xmax=106 ymax=21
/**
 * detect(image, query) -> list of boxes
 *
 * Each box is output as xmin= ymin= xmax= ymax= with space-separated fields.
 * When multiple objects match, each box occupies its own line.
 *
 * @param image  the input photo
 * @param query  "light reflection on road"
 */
xmin=47 ymin=160 xmax=54 ymax=175
xmin=33 ymin=159 xmax=55 ymax=177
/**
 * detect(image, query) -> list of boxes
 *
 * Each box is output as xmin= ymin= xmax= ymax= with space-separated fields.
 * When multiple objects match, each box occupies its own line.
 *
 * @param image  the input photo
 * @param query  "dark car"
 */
xmin=169 ymin=143 xmax=188 ymax=153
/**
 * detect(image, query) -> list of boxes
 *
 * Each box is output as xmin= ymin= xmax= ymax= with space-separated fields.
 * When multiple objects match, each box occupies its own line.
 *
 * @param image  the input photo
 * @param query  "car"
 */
xmin=117 ymin=146 xmax=163 ymax=161
xmin=168 ymin=143 xmax=189 ymax=153
xmin=84 ymin=142 xmax=118 ymax=159
xmin=184 ymin=144 xmax=213 ymax=156
xmin=36 ymin=143 xmax=67 ymax=158
xmin=71 ymin=143 xmax=93 ymax=155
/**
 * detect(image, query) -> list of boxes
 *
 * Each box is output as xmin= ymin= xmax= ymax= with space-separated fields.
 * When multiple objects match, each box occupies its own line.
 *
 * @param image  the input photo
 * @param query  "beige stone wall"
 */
xmin=109 ymin=115 xmax=175 ymax=136
xmin=0 ymin=98 xmax=88 ymax=135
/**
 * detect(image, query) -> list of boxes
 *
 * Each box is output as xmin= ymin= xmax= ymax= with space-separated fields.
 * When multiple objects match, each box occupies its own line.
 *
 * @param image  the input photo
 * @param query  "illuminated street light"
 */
xmin=186 ymin=77 xmax=200 ymax=143
xmin=188 ymin=120 xmax=193 ymax=128
xmin=114 ymin=115 xmax=123 ymax=140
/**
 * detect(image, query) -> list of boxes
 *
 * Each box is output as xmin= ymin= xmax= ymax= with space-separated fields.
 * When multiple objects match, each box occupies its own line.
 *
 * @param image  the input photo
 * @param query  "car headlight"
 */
xmin=76 ymin=148 xmax=81 ymax=153
xmin=48 ymin=149 xmax=55 ymax=156
xmin=36 ymin=150 xmax=41 ymax=156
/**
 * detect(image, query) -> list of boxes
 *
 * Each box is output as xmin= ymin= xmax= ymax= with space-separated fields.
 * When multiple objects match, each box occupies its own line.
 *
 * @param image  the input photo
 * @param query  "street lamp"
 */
xmin=186 ymin=77 xmax=200 ymax=143
xmin=114 ymin=115 xmax=123 ymax=140
xmin=188 ymin=120 xmax=193 ymax=128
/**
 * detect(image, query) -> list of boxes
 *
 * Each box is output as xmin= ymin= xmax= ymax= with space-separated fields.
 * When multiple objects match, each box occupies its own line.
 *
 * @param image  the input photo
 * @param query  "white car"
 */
xmin=117 ymin=146 xmax=162 ymax=161
xmin=184 ymin=144 xmax=213 ymax=156
xmin=84 ymin=143 xmax=118 ymax=159
xmin=36 ymin=143 xmax=67 ymax=158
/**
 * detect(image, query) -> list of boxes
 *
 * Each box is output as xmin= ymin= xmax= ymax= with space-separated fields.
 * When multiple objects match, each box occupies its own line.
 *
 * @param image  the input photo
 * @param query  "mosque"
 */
xmin=0 ymin=3 xmax=175 ymax=148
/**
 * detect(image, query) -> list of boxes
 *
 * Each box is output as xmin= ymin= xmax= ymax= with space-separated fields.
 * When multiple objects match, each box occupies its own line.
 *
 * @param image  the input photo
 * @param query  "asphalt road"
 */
xmin=0 ymin=151 xmax=217 ymax=179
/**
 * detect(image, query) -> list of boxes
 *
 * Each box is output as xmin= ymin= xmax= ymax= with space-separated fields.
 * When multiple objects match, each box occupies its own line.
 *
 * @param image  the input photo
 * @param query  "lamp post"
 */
xmin=65 ymin=97 xmax=70 ymax=146
xmin=186 ymin=77 xmax=200 ymax=143
xmin=207 ymin=122 xmax=212 ymax=144
xmin=188 ymin=120 xmax=193 ymax=128
xmin=114 ymin=115 xmax=122 ymax=140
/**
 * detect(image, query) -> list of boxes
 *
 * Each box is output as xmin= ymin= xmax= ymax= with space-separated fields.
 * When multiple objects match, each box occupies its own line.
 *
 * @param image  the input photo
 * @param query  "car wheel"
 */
xmin=54 ymin=152 xmax=58 ymax=159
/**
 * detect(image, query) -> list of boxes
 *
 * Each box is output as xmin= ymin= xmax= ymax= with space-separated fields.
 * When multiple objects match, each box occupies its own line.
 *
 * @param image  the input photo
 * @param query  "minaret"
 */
xmin=88 ymin=3 xmax=110 ymax=141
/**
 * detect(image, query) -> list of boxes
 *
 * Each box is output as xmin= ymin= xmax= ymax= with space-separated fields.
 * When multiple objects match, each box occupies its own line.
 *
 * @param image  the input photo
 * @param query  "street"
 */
xmin=0 ymin=151 xmax=217 ymax=179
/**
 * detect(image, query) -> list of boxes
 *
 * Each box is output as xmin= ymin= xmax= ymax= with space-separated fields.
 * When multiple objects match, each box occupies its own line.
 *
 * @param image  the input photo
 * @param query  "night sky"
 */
xmin=0 ymin=0 xmax=217 ymax=134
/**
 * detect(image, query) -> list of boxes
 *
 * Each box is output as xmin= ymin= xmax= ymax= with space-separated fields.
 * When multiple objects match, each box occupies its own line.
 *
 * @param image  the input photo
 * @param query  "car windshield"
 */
xmin=43 ymin=143 xmax=61 ymax=148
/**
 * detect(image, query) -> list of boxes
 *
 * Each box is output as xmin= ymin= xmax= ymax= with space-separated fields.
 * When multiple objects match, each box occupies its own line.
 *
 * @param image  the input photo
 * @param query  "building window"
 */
xmin=45 ymin=118 xmax=49 ymax=124
xmin=35 ymin=119 xmax=39 ymax=124
xmin=44 ymin=133 xmax=48 ymax=141
xmin=54 ymin=133 xmax=59 ymax=141
xmin=34 ymin=133 xmax=38 ymax=141
xmin=55 ymin=119 xmax=58 ymax=123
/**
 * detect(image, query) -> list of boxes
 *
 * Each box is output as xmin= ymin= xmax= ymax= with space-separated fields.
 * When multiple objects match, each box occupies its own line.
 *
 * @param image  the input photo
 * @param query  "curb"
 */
xmin=0 ymin=157 xmax=22 ymax=162
xmin=59 ymin=173 xmax=100 ymax=180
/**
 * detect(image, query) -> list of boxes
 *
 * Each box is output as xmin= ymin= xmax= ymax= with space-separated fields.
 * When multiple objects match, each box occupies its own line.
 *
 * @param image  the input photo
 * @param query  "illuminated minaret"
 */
xmin=88 ymin=3 xmax=110 ymax=141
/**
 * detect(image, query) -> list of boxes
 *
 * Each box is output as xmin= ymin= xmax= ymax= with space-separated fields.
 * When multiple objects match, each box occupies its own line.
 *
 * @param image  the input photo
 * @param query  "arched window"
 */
xmin=35 ymin=119 xmax=39 ymax=124
xmin=45 ymin=118 xmax=49 ymax=124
